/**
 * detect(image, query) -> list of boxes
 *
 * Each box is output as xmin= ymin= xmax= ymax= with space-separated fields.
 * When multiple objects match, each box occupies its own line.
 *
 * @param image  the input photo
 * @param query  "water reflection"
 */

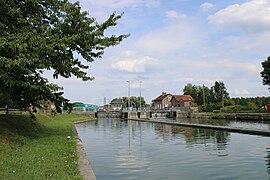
xmin=149 ymin=122 xmax=230 ymax=155
xmin=76 ymin=119 xmax=270 ymax=180
xmin=266 ymin=148 xmax=270 ymax=174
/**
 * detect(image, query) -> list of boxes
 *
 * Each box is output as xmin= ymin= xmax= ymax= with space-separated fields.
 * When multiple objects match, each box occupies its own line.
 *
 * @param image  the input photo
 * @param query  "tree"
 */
xmin=111 ymin=96 xmax=146 ymax=109
xmin=183 ymin=83 xmax=198 ymax=104
xmin=0 ymin=0 xmax=128 ymax=112
xmin=197 ymin=85 xmax=210 ymax=106
xmin=211 ymin=81 xmax=229 ymax=103
xmin=183 ymin=83 xmax=211 ymax=106
xmin=261 ymin=56 xmax=270 ymax=89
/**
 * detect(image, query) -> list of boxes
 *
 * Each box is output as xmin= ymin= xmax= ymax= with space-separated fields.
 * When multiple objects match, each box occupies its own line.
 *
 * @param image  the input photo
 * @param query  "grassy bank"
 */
xmin=0 ymin=113 xmax=91 ymax=179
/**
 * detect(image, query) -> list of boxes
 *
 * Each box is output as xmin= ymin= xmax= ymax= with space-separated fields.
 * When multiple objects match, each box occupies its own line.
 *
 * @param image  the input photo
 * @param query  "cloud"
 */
xmin=217 ymin=59 xmax=261 ymax=74
xmin=136 ymin=23 xmax=201 ymax=53
xmin=234 ymin=89 xmax=250 ymax=96
xmin=165 ymin=10 xmax=187 ymax=20
xmin=208 ymin=0 xmax=270 ymax=32
xmin=200 ymin=2 xmax=215 ymax=11
xmin=112 ymin=56 xmax=157 ymax=73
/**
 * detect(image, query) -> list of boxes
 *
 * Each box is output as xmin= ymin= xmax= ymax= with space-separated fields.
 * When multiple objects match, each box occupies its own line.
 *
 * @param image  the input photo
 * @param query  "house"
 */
xmin=171 ymin=95 xmax=194 ymax=107
xmin=153 ymin=92 xmax=173 ymax=109
xmin=110 ymin=99 xmax=123 ymax=111
xmin=73 ymin=103 xmax=99 ymax=111
xmin=153 ymin=92 xmax=194 ymax=110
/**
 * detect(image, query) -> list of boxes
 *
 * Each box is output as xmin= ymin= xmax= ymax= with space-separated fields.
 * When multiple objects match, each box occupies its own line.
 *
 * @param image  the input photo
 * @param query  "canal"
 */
xmin=75 ymin=118 xmax=270 ymax=180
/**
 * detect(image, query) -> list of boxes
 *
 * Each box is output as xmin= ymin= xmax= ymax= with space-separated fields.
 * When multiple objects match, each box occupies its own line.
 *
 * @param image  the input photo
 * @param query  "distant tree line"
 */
xmin=111 ymin=96 xmax=146 ymax=109
xmin=183 ymin=81 xmax=269 ymax=113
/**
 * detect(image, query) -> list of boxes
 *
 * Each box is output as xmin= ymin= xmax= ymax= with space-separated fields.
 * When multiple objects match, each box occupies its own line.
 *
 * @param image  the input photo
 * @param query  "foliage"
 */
xmin=261 ymin=56 xmax=270 ymax=89
xmin=201 ymin=103 xmax=223 ymax=112
xmin=210 ymin=81 xmax=229 ymax=103
xmin=182 ymin=81 xmax=270 ymax=113
xmin=183 ymin=81 xmax=229 ymax=106
xmin=0 ymin=0 xmax=128 ymax=111
xmin=0 ymin=113 xmax=91 ymax=179
xmin=111 ymin=96 xmax=146 ymax=109
xmin=183 ymin=83 xmax=198 ymax=104
xmin=231 ymin=96 xmax=270 ymax=109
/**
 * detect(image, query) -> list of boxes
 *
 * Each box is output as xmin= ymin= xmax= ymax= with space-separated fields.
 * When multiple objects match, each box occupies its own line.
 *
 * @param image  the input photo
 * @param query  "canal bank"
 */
xmin=190 ymin=112 xmax=270 ymax=121
xmin=93 ymin=111 xmax=270 ymax=121
xmin=128 ymin=118 xmax=270 ymax=137
xmin=74 ymin=120 xmax=97 ymax=180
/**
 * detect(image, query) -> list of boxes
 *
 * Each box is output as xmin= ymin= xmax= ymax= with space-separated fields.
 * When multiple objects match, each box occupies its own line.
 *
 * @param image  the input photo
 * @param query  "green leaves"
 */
xmin=0 ymin=0 xmax=128 ymax=110
xmin=183 ymin=81 xmax=229 ymax=106
xmin=261 ymin=56 xmax=270 ymax=88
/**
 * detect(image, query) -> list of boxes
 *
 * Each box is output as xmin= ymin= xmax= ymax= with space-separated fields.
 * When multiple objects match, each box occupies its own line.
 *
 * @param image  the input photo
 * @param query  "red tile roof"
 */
xmin=173 ymin=95 xmax=194 ymax=101
xmin=153 ymin=93 xmax=172 ymax=101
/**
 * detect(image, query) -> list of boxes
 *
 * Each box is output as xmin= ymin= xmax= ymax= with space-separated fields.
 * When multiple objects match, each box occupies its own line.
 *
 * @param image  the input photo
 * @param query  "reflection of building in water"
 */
xmin=153 ymin=123 xmax=230 ymax=150
xmin=154 ymin=123 xmax=192 ymax=141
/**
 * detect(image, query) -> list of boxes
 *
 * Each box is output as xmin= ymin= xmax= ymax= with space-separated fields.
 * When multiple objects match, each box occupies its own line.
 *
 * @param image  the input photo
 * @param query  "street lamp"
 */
xmin=139 ymin=81 xmax=142 ymax=112
xmin=127 ymin=81 xmax=130 ymax=111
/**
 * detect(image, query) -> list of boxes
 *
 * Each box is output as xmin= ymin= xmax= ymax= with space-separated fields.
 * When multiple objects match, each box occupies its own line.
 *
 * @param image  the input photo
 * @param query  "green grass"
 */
xmin=0 ymin=112 xmax=91 ymax=179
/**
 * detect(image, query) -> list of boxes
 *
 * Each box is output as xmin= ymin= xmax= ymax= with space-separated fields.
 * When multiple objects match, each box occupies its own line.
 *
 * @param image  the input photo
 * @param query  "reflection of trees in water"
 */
xmin=266 ymin=148 xmax=270 ymax=174
xmin=88 ymin=119 xmax=129 ymax=133
xmin=177 ymin=118 xmax=230 ymax=126
xmin=185 ymin=128 xmax=230 ymax=150
xmin=153 ymin=123 xmax=230 ymax=150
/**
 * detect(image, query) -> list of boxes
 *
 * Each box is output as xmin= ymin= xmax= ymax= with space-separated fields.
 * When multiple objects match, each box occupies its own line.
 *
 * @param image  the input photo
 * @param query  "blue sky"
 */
xmin=49 ymin=0 xmax=270 ymax=105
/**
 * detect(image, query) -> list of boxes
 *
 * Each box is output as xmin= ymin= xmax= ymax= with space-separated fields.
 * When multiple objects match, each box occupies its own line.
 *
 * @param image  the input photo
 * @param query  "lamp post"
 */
xmin=139 ymin=81 xmax=142 ymax=112
xmin=203 ymin=84 xmax=206 ymax=107
xmin=127 ymin=81 xmax=130 ymax=111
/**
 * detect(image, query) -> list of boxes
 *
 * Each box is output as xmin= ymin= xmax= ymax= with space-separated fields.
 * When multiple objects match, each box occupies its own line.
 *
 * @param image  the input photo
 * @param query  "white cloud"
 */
xmin=208 ymin=0 xmax=270 ymax=32
xmin=217 ymin=60 xmax=261 ymax=74
xmin=234 ymin=89 xmax=250 ymax=96
xmin=136 ymin=23 xmax=201 ymax=53
xmin=200 ymin=2 xmax=215 ymax=11
xmin=112 ymin=56 xmax=156 ymax=73
xmin=165 ymin=10 xmax=187 ymax=20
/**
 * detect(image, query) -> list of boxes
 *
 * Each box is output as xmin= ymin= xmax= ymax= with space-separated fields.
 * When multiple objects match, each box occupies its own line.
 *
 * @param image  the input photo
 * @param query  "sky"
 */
xmin=48 ymin=0 xmax=270 ymax=105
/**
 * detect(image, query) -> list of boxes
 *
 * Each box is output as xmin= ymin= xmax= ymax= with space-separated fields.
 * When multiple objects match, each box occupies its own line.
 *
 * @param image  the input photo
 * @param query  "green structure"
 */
xmin=73 ymin=103 xmax=99 ymax=111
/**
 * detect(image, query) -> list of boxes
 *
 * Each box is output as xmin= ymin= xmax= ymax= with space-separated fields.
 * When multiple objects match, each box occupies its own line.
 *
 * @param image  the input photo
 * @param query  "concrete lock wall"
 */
xmin=191 ymin=113 xmax=270 ymax=121
xmin=96 ymin=111 xmax=122 ymax=118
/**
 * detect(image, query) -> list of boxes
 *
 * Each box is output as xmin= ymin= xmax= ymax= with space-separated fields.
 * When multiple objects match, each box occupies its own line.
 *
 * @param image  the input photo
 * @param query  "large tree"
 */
xmin=183 ymin=81 xmax=229 ymax=106
xmin=183 ymin=83 xmax=198 ymax=103
xmin=261 ymin=56 xmax=270 ymax=89
xmin=210 ymin=81 xmax=229 ymax=103
xmin=0 ymin=0 xmax=128 ymax=110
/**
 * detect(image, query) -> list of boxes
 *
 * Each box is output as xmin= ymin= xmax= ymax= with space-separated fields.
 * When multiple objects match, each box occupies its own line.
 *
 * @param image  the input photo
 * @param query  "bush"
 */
xmin=202 ymin=103 xmax=223 ymax=112
xmin=213 ymin=110 xmax=220 ymax=113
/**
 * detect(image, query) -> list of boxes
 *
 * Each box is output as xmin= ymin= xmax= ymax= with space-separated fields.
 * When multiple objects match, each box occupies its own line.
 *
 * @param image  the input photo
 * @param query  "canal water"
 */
xmin=163 ymin=118 xmax=270 ymax=130
xmin=75 ymin=119 xmax=270 ymax=180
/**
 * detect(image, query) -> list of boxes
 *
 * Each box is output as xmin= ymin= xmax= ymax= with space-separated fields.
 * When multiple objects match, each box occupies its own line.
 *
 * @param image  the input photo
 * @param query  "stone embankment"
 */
xmin=74 ymin=120 xmax=97 ymax=180
xmin=190 ymin=113 xmax=270 ymax=121
xmin=129 ymin=118 xmax=270 ymax=137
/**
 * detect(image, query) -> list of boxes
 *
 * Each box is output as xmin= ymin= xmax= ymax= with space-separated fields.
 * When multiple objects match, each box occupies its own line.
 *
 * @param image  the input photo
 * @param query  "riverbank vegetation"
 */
xmin=183 ymin=81 xmax=269 ymax=113
xmin=0 ymin=113 xmax=90 ymax=179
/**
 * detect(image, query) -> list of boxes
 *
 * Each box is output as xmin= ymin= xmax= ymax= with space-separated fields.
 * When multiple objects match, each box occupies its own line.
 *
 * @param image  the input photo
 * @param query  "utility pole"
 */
xmin=203 ymin=84 xmax=206 ymax=107
xmin=222 ymin=91 xmax=224 ymax=108
xmin=127 ymin=81 xmax=130 ymax=111
xmin=139 ymin=81 xmax=142 ymax=112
